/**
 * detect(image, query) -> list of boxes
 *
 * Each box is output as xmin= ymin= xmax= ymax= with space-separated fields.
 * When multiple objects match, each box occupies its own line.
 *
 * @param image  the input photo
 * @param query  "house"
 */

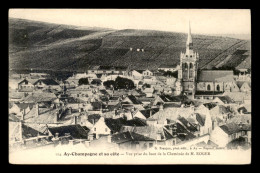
xmin=158 ymin=64 xmax=177 ymax=72
xmin=237 ymin=81 xmax=251 ymax=93
xmin=122 ymin=95 xmax=143 ymax=105
xmin=89 ymin=117 xmax=126 ymax=137
xmin=96 ymin=66 xmax=127 ymax=76
xmin=209 ymin=104 xmax=231 ymax=122
xmin=34 ymin=79 xmax=61 ymax=91
xmin=130 ymin=70 xmax=143 ymax=80
xmin=9 ymin=103 xmax=35 ymax=119
xmin=210 ymin=122 xmax=251 ymax=147
xmin=64 ymin=97 xmax=86 ymax=110
xmin=121 ymin=126 xmax=175 ymax=146
xmin=142 ymin=88 xmax=154 ymax=97
xmin=47 ymin=124 xmax=89 ymax=140
xmin=110 ymin=131 xmax=155 ymax=151
xmin=133 ymin=108 xmax=160 ymax=120
xmin=223 ymin=92 xmax=249 ymax=105
xmin=17 ymin=79 xmax=36 ymax=92
xmin=9 ymin=91 xmax=25 ymax=102
xmin=87 ymin=65 xmax=100 ymax=74
xmin=212 ymin=96 xmax=235 ymax=105
xmin=153 ymin=94 xmax=188 ymax=106
xmin=142 ymin=69 xmax=153 ymax=76
xmin=22 ymin=92 xmax=57 ymax=103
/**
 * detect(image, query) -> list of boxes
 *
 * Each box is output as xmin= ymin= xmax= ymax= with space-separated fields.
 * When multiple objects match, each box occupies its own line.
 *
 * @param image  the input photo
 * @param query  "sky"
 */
xmin=9 ymin=9 xmax=251 ymax=35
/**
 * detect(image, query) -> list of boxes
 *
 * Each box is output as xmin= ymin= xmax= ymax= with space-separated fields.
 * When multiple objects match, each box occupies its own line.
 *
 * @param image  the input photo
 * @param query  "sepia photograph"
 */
xmin=8 ymin=9 xmax=251 ymax=164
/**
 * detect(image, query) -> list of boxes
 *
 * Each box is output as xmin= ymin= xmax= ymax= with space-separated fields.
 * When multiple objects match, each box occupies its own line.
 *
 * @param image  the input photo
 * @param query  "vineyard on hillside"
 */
xmin=9 ymin=18 xmax=251 ymax=73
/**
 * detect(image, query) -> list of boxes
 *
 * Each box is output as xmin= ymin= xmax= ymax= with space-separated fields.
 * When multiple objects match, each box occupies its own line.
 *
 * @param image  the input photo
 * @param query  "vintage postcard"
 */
xmin=8 ymin=9 xmax=251 ymax=164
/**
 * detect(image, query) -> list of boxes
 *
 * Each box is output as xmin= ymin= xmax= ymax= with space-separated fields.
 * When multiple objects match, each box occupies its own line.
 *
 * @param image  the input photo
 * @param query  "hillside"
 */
xmin=9 ymin=18 xmax=251 ymax=73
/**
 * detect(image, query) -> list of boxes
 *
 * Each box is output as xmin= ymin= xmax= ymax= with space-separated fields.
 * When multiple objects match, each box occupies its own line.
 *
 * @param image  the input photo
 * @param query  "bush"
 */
xmin=78 ymin=78 xmax=89 ymax=85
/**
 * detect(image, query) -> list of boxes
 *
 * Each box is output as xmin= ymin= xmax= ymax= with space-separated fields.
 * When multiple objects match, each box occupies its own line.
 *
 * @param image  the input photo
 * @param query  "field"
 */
xmin=9 ymin=18 xmax=251 ymax=73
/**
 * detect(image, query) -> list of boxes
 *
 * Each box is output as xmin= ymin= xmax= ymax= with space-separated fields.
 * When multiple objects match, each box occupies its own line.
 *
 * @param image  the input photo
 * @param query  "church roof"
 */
xmin=197 ymin=70 xmax=234 ymax=82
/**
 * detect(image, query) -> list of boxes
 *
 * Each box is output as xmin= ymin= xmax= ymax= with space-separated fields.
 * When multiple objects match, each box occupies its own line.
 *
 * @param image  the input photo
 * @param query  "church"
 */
xmin=174 ymin=22 xmax=239 ymax=100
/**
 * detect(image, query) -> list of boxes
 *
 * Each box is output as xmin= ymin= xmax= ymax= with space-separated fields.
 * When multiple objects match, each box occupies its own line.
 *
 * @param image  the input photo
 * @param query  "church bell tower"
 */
xmin=177 ymin=21 xmax=199 ymax=96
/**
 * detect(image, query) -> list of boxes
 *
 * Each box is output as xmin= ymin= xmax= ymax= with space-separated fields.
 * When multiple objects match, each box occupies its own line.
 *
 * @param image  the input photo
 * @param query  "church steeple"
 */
xmin=186 ymin=21 xmax=193 ymax=50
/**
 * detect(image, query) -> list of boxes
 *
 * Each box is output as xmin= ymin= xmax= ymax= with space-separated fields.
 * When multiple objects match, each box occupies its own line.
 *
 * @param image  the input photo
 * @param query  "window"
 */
xmin=190 ymin=63 xmax=193 ymax=69
xmin=207 ymin=85 xmax=211 ymax=91
xmin=105 ymin=128 xmax=108 ymax=132
xmin=94 ymin=128 xmax=96 ymax=131
xmin=149 ymin=143 xmax=153 ymax=148
xmin=216 ymin=85 xmax=220 ymax=91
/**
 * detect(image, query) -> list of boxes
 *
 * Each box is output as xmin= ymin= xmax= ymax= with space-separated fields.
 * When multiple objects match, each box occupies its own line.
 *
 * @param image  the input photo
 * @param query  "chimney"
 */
xmin=156 ymin=132 xmax=161 ymax=141
xmin=74 ymin=116 xmax=77 ymax=125
xmin=159 ymin=104 xmax=163 ymax=111
xmin=19 ymin=121 xmax=23 ymax=142
xmin=35 ymin=103 xmax=39 ymax=117
xmin=68 ymin=107 xmax=72 ymax=115
xmin=240 ymin=109 xmax=243 ymax=114
xmin=84 ymin=140 xmax=90 ymax=148
xmin=69 ymin=140 xmax=74 ymax=146
xmin=107 ymin=134 xmax=112 ymax=143
xmin=21 ymin=109 xmax=26 ymax=120
xmin=52 ymin=138 xmax=59 ymax=147
xmin=169 ymin=126 xmax=173 ymax=136
xmin=52 ymin=132 xmax=58 ymax=139
xmin=55 ymin=111 xmax=59 ymax=123
xmin=88 ymin=134 xmax=94 ymax=141
xmin=150 ymin=109 xmax=152 ymax=117
xmin=96 ymin=134 xmax=100 ymax=139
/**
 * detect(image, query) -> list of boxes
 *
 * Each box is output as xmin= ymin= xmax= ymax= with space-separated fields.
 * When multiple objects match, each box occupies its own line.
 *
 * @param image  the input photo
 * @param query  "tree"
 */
xmin=163 ymin=71 xmax=178 ymax=78
xmin=103 ymin=80 xmax=116 ymax=89
xmin=115 ymin=76 xmax=135 ymax=90
xmin=78 ymin=78 xmax=89 ymax=85
xmin=103 ymin=77 xmax=135 ymax=90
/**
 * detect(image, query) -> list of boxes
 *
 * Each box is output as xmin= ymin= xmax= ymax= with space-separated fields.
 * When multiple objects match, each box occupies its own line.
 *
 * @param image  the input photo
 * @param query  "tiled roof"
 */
xmin=197 ymin=70 xmax=234 ymax=82
xmin=203 ymin=102 xmax=218 ymax=110
xmin=159 ymin=95 xmax=187 ymax=103
xmin=22 ymin=123 xmax=46 ymax=139
xmin=139 ymin=108 xmax=160 ymax=119
xmin=127 ymin=95 xmax=143 ymax=104
xmin=9 ymin=114 xmax=20 ymax=122
xmin=177 ymin=116 xmax=198 ymax=132
xmin=121 ymin=126 xmax=174 ymax=141
xmin=124 ymin=118 xmax=147 ymax=127
xmin=217 ymin=96 xmax=235 ymax=104
xmin=24 ymin=108 xmax=59 ymax=124
xmin=195 ymin=91 xmax=223 ymax=96
xmin=195 ymin=113 xmax=205 ymax=126
xmin=48 ymin=124 xmax=89 ymax=139
xmin=112 ymin=131 xmax=155 ymax=144
xmin=219 ymin=122 xmax=250 ymax=135
xmin=15 ymin=103 xmax=35 ymax=110
xmin=35 ymin=79 xmax=59 ymax=85
xmin=105 ymin=118 xmax=127 ymax=133
xmin=23 ymin=92 xmax=57 ymax=102
xmin=9 ymin=92 xmax=24 ymax=99
xmin=148 ymin=107 xmax=194 ymax=124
